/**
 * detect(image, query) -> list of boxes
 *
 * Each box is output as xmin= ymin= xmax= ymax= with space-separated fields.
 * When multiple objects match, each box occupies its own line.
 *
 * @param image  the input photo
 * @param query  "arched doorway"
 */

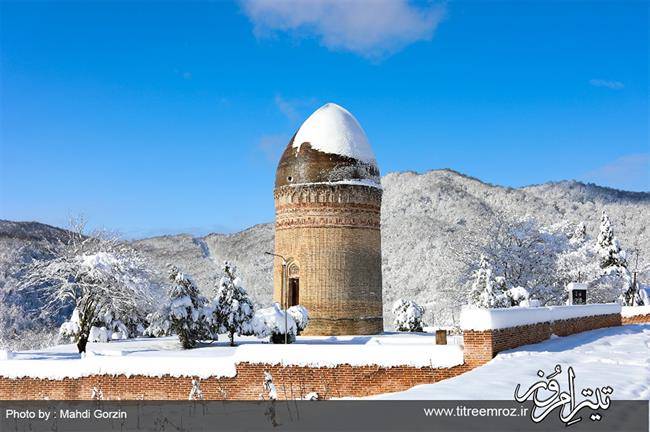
xmin=287 ymin=261 xmax=300 ymax=307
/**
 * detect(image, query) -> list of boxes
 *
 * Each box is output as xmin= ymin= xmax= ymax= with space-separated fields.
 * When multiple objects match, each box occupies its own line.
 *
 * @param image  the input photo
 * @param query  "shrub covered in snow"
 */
xmin=251 ymin=303 xmax=297 ymax=344
xmin=88 ymin=326 xmax=109 ymax=343
xmin=392 ymin=299 xmax=425 ymax=332
xmin=209 ymin=262 xmax=255 ymax=346
xmin=59 ymin=308 xmax=82 ymax=340
xmin=505 ymin=286 xmax=530 ymax=306
xmin=287 ymin=305 xmax=309 ymax=335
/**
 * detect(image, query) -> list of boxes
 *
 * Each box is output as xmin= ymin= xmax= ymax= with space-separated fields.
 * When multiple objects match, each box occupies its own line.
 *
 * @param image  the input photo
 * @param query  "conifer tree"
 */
xmin=467 ymin=256 xmax=509 ymax=308
xmin=168 ymin=265 xmax=209 ymax=349
xmin=594 ymin=212 xmax=634 ymax=304
xmin=212 ymin=261 xmax=254 ymax=346
xmin=596 ymin=212 xmax=627 ymax=269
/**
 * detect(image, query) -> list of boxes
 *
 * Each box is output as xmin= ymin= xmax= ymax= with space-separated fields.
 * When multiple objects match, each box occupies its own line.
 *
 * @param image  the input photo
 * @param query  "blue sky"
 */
xmin=1 ymin=1 xmax=648 ymax=237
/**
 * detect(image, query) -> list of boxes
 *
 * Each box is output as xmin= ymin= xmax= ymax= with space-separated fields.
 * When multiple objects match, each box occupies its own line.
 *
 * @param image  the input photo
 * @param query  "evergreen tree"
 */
xmin=594 ymin=212 xmax=634 ymax=304
xmin=212 ymin=261 xmax=254 ymax=346
xmin=467 ymin=256 xmax=509 ymax=308
xmin=467 ymin=256 xmax=491 ymax=306
xmin=596 ymin=212 xmax=627 ymax=269
xmin=468 ymin=256 xmax=510 ymax=308
xmin=168 ymin=265 xmax=209 ymax=349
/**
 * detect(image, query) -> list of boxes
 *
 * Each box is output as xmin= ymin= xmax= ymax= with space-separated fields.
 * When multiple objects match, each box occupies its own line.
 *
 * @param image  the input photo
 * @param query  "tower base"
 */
xmin=301 ymin=317 xmax=384 ymax=336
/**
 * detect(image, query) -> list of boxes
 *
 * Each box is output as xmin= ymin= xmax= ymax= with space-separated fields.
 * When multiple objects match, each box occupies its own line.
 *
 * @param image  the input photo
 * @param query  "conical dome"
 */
xmin=275 ymin=103 xmax=380 ymax=188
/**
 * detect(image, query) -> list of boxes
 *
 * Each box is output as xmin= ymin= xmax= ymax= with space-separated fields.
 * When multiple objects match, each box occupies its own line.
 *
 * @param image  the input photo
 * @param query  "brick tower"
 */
xmin=272 ymin=103 xmax=383 ymax=335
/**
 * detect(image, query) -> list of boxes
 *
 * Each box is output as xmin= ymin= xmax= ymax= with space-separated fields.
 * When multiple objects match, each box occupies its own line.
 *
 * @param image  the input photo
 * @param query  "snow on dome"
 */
xmin=292 ymin=103 xmax=376 ymax=165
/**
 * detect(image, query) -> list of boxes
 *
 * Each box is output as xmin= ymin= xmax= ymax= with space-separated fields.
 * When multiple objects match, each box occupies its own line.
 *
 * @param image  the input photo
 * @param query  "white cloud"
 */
xmin=258 ymin=133 xmax=288 ymax=162
xmin=240 ymin=0 xmax=446 ymax=60
xmin=274 ymin=94 xmax=318 ymax=122
xmin=589 ymin=79 xmax=624 ymax=90
xmin=274 ymin=95 xmax=299 ymax=121
xmin=582 ymin=153 xmax=649 ymax=192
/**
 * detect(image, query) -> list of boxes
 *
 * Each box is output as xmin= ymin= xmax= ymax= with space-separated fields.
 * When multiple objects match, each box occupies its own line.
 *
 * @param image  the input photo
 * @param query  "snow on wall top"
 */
xmin=460 ymin=304 xmax=621 ymax=331
xmin=621 ymin=305 xmax=650 ymax=318
xmin=293 ymin=103 xmax=377 ymax=165
xmin=0 ymin=334 xmax=463 ymax=380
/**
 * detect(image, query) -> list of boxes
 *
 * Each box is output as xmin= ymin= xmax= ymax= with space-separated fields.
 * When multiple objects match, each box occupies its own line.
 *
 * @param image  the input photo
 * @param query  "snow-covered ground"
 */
xmin=0 ymin=332 xmax=463 ymax=380
xmin=370 ymin=324 xmax=650 ymax=400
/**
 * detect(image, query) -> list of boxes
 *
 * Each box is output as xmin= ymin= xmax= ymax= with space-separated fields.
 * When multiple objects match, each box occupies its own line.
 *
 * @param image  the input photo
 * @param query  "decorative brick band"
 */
xmin=275 ymin=210 xmax=380 ymax=230
xmin=274 ymin=184 xmax=382 ymax=207
xmin=275 ymin=184 xmax=381 ymax=231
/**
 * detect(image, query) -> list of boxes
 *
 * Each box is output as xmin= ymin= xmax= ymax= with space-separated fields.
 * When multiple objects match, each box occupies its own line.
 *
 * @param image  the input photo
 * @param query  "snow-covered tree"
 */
xmin=456 ymin=213 xmax=570 ymax=306
xmin=392 ymin=299 xmax=425 ymax=332
xmin=467 ymin=256 xmax=491 ymax=306
xmin=19 ymin=218 xmax=154 ymax=353
xmin=556 ymin=222 xmax=600 ymax=300
xmin=143 ymin=306 xmax=172 ymax=337
xmin=210 ymin=261 xmax=254 ymax=346
xmin=466 ymin=256 xmax=509 ymax=308
xmin=593 ymin=212 xmax=633 ymax=304
xmin=596 ymin=212 xmax=627 ymax=269
xmin=167 ymin=265 xmax=210 ymax=349
xmin=287 ymin=305 xmax=309 ymax=335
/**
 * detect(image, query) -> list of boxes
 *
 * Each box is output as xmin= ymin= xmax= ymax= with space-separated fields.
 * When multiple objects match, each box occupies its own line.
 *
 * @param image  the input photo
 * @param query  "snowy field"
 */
xmin=0 ymin=332 xmax=463 ymax=380
xmin=370 ymin=324 xmax=650 ymax=400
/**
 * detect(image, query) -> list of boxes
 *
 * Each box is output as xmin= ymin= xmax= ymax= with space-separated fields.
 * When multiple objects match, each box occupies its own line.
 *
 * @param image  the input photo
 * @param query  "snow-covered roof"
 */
xmin=292 ymin=103 xmax=377 ymax=165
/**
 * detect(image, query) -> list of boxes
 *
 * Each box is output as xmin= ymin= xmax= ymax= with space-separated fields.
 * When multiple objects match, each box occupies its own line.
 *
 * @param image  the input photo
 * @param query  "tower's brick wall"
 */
xmin=273 ymin=184 xmax=383 ymax=335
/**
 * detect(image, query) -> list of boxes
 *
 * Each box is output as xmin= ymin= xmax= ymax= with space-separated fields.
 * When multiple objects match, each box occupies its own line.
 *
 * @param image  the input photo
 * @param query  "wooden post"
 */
xmin=435 ymin=329 xmax=447 ymax=345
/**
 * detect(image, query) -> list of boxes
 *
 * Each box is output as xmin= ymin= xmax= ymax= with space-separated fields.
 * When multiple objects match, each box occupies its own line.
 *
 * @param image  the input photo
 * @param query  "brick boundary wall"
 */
xmin=0 ymin=312 xmax=640 ymax=400
xmin=0 ymin=363 xmax=471 ymax=401
xmin=622 ymin=314 xmax=650 ymax=325
xmin=463 ymin=313 xmax=621 ymax=365
xmin=551 ymin=313 xmax=621 ymax=336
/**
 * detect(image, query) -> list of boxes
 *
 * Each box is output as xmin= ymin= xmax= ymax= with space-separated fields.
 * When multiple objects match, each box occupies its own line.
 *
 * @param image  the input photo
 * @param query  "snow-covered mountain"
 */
xmin=2 ymin=170 xmax=649 ymax=326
